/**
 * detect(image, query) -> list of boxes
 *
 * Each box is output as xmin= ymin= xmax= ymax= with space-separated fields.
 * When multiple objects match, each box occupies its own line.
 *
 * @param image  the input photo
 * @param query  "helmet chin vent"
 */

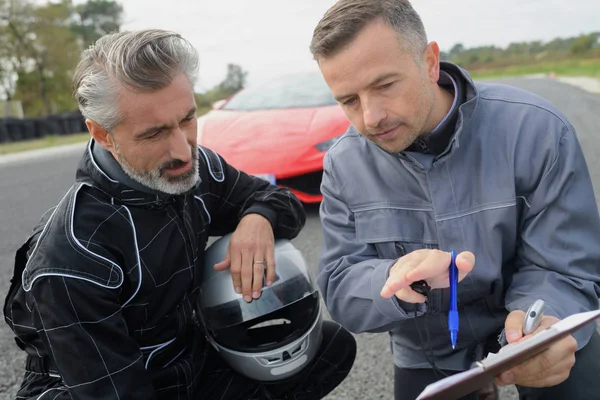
xmin=259 ymin=342 xmax=305 ymax=365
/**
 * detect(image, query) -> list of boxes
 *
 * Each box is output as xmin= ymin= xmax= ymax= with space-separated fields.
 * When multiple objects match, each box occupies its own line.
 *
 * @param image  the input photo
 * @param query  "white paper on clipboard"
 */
xmin=416 ymin=309 xmax=600 ymax=400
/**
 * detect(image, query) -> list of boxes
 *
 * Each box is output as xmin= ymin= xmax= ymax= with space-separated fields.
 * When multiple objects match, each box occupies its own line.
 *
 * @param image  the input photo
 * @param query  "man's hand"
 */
xmin=213 ymin=214 xmax=275 ymax=303
xmin=495 ymin=311 xmax=577 ymax=388
xmin=380 ymin=249 xmax=475 ymax=303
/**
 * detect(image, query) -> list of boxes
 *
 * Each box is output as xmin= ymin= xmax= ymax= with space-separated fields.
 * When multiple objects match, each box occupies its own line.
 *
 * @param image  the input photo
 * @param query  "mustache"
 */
xmin=158 ymin=147 xmax=198 ymax=172
xmin=160 ymin=159 xmax=187 ymax=170
xmin=366 ymin=120 xmax=404 ymax=136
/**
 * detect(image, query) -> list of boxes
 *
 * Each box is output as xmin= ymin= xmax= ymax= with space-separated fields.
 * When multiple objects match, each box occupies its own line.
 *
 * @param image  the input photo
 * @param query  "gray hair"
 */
xmin=310 ymin=0 xmax=428 ymax=62
xmin=73 ymin=29 xmax=199 ymax=131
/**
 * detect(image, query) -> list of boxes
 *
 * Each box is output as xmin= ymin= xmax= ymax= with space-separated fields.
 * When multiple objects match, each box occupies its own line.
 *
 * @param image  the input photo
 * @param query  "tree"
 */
xmin=70 ymin=0 xmax=123 ymax=48
xmin=0 ymin=0 xmax=123 ymax=117
xmin=9 ymin=1 xmax=81 ymax=116
xmin=195 ymin=63 xmax=249 ymax=116
xmin=570 ymin=34 xmax=596 ymax=55
xmin=449 ymin=43 xmax=464 ymax=58
xmin=216 ymin=63 xmax=248 ymax=96
xmin=0 ymin=0 xmax=23 ymax=101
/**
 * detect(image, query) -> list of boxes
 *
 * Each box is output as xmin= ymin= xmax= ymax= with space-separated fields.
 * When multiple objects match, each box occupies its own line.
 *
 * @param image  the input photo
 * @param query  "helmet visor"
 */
xmin=198 ymin=270 xmax=317 ymax=331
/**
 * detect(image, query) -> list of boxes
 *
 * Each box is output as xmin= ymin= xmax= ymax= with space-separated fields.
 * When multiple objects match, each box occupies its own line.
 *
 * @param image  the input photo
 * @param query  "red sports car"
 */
xmin=197 ymin=71 xmax=351 ymax=203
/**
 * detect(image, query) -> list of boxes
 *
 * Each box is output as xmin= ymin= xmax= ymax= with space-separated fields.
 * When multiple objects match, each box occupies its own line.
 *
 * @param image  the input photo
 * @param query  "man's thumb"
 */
xmin=504 ymin=310 xmax=525 ymax=343
xmin=455 ymin=251 xmax=475 ymax=272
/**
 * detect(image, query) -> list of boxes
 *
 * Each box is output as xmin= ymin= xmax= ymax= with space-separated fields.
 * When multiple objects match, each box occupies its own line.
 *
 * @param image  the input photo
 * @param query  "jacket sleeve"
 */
xmin=317 ymin=153 xmax=425 ymax=334
xmin=199 ymin=146 xmax=305 ymax=239
xmin=29 ymin=276 xmax=153 ymax=399
xmin=506 ymin=125 xmax=600 ymax=349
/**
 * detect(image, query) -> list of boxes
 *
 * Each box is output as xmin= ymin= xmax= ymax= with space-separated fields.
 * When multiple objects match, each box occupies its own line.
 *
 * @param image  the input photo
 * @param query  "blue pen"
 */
xmin=448 ymin=250 xmax=459 ymax=349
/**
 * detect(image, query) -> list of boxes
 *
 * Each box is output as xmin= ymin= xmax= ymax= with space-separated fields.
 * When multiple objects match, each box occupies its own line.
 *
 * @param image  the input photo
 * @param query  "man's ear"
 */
xmin=423 ymin=41 xmax=441 ymax=84
xmin=86 ymin=119 xmax=115 ymax=152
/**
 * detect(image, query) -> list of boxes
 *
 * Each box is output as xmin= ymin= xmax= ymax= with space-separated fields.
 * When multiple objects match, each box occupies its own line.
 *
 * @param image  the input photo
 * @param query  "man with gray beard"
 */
xmin=3 ymin=29 xmax=356 ymax=399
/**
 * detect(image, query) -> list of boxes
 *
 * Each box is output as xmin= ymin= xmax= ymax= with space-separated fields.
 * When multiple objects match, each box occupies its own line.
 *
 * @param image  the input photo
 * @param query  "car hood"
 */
xmin=200 ymin=106 xmax=349 ymax=173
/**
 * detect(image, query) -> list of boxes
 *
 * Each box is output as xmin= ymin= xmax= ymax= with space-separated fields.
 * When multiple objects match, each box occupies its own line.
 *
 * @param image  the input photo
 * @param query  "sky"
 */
xmin=118 ymin=0 xmax=600 ymax=92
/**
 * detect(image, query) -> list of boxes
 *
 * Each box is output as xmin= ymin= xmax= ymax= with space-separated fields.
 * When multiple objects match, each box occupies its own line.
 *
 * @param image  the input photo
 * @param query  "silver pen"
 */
xmin=498 ymin=299 xmax=545 ymax=346
xmin=523 ymin=299 xmax=545 ymax=335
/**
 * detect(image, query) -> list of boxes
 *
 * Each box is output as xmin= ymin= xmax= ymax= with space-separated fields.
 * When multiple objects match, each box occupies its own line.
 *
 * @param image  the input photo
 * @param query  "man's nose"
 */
xmin=169 ymin=128 xmax=192 ymax=162
xmin=362 ymin=99 xmax=386 ymax=129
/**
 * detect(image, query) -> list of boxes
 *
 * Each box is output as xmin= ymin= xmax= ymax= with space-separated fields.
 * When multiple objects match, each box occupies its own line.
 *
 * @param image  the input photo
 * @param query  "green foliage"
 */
xmin=214 ymin=63 xmax=247 ymax=96
xmin=1 ymin=1 xmax=246 ymax=119
xmin=444 ymin=31 xmax=600 ymax=74
xmin=70 ymin=0 xmax=123 ymax=48
xmin=0 ymin=0 xmax=123 ymax=117
xmin=570 ymin=34 xmax=597 ymax=55
xmin=12 ymin=1 xmax=81 ymax=116
xmin=195 ymin=63 xmax=248 ymax=116
xmin=468 ymin=58 xmax=600 ymax=80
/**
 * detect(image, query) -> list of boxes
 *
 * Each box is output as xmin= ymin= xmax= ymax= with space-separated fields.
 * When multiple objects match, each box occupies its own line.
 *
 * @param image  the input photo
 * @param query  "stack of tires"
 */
xmin=0 ymin=110 xmax=87 ymax=144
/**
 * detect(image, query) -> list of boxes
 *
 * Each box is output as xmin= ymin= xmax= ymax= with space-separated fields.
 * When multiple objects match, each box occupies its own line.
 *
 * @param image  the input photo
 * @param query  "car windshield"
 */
xmin=222 ymin=72 xmax=337 ymax=111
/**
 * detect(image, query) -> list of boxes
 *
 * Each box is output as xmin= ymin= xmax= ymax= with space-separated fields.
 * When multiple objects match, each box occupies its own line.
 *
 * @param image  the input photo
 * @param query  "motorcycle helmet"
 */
xmin=197 ymin=233 xmax=323 ymax=382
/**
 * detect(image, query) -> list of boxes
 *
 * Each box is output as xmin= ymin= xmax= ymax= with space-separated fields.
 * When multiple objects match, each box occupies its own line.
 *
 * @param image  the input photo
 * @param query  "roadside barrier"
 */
xmin=0 ymin=111 xmax=86 ymax=143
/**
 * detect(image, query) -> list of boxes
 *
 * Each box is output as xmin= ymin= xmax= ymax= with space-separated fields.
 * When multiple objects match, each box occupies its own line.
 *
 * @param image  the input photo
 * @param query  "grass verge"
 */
xmin=0 ymin=132 xmax=89 ymax=155
xmin=468 ymin=58 xmax=600 ymax=80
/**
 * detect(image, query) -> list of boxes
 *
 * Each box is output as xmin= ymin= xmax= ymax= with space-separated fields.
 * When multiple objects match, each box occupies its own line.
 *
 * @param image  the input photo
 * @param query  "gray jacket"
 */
xmin=317 ymin=63 xmax=600 ymax=370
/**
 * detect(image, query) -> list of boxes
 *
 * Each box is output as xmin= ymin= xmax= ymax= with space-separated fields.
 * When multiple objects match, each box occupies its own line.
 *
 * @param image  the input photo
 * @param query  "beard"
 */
xmin=365 ymin=119 xmax=422 ymax=153
xmin=113 ymin=142 xmax=200 ymax=195
xmin=365 ymin=83 xmax=436 ymax=154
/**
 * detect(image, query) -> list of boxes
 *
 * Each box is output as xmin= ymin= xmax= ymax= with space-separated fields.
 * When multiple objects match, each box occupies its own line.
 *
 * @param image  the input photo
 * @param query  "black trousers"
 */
xmin=197 ymin=320 xmax=357 ymax=399
xmin=394 ymin=330 xmax=600 ymax=400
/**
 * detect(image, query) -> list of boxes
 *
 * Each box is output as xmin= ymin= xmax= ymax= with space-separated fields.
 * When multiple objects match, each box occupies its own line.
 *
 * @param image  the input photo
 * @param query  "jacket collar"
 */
xmin=438 ymin=61 xmax=479 ymax=155
xmin=396 ymin=62 xmax=480 ymax=165
xmin=75 ymin=139 xmax=191 ymax=207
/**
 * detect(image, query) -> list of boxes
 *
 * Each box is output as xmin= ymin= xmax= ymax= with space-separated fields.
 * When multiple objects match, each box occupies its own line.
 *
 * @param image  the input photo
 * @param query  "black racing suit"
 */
xmin=3 ymin=140 xmax=306 ymax=399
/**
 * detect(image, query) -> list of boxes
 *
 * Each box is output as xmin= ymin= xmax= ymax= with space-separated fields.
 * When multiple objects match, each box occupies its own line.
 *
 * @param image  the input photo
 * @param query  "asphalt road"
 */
xmin=0 ymin=77 xmax=599 ymax=400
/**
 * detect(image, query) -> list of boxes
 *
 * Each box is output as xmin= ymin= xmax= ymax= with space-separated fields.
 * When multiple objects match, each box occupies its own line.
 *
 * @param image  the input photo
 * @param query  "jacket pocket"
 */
xmin=354 ymin=206 xmax=438 ymax=259
xmin=354 ymin=207 xmax=443 ymax=312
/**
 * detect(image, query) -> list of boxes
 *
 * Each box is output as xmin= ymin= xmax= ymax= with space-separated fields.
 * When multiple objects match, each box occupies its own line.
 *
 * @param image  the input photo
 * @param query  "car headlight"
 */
xmin=314 ymin=135 xmax=342 ymax=152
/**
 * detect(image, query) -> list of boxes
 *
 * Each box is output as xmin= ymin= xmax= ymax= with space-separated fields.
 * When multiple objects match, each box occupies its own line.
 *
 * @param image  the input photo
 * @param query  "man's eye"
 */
xmin=380 ymin=82 xmax=394 ymax=90
xmin=148 ymin=129 xmax=163 ymax=139
xmin=343 ymin=98 xmax=356 ymax=106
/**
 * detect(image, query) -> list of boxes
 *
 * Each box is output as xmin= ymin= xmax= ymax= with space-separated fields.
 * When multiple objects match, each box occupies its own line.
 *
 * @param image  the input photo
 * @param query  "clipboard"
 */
xmin=416 ymin=309 xmax=600 ymax=400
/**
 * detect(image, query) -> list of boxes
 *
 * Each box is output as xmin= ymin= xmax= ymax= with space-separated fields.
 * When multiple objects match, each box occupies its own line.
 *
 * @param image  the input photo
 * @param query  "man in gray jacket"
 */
xmin=310 ymin=1 xmax=600 ymax=399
